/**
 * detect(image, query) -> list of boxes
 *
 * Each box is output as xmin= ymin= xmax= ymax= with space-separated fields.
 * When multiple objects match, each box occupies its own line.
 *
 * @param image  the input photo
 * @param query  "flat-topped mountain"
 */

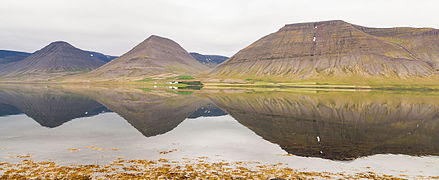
xmin=190 ymin=53 xmax=228 ymax=68
xmin=0 ymin=41 xmax=107 ymax=80
xmin=80 ymin=35 xmax=209 ymax=80
xmin=211 ymin=20 xmax=439 ymax=80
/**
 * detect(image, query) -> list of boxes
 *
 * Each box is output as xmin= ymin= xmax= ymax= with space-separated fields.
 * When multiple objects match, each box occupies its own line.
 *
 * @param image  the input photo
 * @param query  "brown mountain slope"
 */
xmin=78 ymin=35 xmax=209 ymax=80
xmin=0 ymin=41 xmax=106 ymax=80
xmin=211 ymin=20 xmax=438 ymax=80
xmin=352 ymin=25 xmax=439 ymax=71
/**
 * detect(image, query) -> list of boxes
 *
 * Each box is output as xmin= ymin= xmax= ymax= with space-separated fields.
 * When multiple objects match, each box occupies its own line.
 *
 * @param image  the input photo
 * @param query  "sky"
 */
xmin=0 ymin=0 xmax=438 ymax=57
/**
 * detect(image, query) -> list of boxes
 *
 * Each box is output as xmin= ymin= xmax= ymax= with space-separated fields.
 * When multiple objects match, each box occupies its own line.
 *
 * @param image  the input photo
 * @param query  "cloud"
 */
xmin=0 ymin=0 xmax=437 ymax=56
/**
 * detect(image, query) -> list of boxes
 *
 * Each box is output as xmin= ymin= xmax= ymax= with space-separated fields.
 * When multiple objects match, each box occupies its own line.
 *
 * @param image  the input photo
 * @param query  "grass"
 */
xmin=204 ymin=81 xmax=439 ymax=91
xmin=203 ymin=75 xmax=439 ymax=91
xmin=171 ymin=76 xmax=195 ymax=80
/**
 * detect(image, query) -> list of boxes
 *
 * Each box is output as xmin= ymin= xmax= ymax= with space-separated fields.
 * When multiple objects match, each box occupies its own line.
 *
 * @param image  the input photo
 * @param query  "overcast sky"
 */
xmin=0 ymin=0 xmax=438 ymax=57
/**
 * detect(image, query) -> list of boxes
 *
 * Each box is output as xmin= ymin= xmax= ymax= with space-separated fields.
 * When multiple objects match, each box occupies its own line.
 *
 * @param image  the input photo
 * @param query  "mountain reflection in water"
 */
xmin=208 ymin=92 xmax=439 ymax=160
xmin=0 ymin=84 xmax=438 ymax=161
xmin=0 ymin=86 xmax=111 ymax=127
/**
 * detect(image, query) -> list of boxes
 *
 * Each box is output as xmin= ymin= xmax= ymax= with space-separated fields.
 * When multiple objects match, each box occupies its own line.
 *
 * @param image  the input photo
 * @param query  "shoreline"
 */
xmin=2 ymin=80 xmax=439 ymax=92
xmin=0 ymin=158 xmax=431 ymax=179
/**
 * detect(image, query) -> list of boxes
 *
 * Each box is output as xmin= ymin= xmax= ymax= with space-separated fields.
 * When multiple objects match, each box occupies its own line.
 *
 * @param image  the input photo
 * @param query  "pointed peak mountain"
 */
xmin=146 ymin=35 xmax=169 ymax=41
xmin=0 ymin=41 xmax=107 ymax=80
xmin=48 ymin=41 xmax=72 ymax=46
xmin=136 ymin=35 xmax=177 ymax=46
xmin=35 ymin=41 xmax=76 ymax=53
xmin=29 ymin=41 xmax=93 ymax=59
xmin=44 ymin=41 xmax=75 ymax=49
xmin=79 ymin=35 xmax=209 ymax=80
xmin=126 ymin=35 xmax=187 ymax=57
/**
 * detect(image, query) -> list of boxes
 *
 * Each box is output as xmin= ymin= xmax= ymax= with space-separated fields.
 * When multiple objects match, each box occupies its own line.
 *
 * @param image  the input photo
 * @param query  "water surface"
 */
xmin=0 ymin=84 xmax=438 ymax=177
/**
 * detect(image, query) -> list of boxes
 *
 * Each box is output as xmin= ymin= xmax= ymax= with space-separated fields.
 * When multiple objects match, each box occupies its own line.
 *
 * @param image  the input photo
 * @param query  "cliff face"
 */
xmin=81 ymin=35 xmax=209 ymax=80
xmin=211 ymin=20 xmax=439 ymax=80
xmin=208 ymin=92 xmax=439 ymax=160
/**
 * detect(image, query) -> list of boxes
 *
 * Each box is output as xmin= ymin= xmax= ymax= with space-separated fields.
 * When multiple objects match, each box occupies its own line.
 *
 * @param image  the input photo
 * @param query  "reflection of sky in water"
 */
xmin=0 ymin=113 xmax=285 ymax=164
xmin=0 ymin=112 xmax=438 ymax=177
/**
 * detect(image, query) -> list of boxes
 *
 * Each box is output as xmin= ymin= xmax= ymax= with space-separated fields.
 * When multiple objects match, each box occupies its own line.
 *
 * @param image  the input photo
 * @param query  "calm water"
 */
xmin=0 ymin=84 xmax=438 ymax=177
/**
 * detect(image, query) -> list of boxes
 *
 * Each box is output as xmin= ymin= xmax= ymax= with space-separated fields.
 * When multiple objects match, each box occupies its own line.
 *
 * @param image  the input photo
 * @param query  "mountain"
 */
xmin=0 ymin=49 xmax=115 ymax=64
xmin=0 ymin=49 xmax=115 ymax=74
xmin=79 ymin=35 xmax=209 ymax=80
xmin=0 ymin=50 xmax=31 ymax=64
xmin=211 ymin=20 xmax=439 ymax=81
xmin=0 ymin=41 xmax=107 ymax=80
xmin=190 ymin=53 xmax=228 ymax=68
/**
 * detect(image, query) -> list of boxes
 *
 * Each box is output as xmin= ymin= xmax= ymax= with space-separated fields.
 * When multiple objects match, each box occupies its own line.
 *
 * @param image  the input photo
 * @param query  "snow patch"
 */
xmin=313 ymin=36 xmax=316 ymax=42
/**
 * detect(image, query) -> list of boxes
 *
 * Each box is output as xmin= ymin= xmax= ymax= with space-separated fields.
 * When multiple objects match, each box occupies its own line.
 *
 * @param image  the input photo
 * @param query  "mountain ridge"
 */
xmin=0 ymin=50 xmax=31 ymax=64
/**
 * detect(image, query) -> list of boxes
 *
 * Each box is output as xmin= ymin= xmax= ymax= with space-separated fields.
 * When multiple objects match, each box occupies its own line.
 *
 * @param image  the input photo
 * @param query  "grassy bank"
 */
xmin=3 ymin=74 xmax=439 ymax=91
xmin=203 ymin=78 xmax=439 ymax=91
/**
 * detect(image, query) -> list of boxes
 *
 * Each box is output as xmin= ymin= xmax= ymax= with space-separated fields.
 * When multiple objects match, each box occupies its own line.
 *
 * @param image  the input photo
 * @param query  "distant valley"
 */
xmin=190 ymin=53 xmax=228 ymax=68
